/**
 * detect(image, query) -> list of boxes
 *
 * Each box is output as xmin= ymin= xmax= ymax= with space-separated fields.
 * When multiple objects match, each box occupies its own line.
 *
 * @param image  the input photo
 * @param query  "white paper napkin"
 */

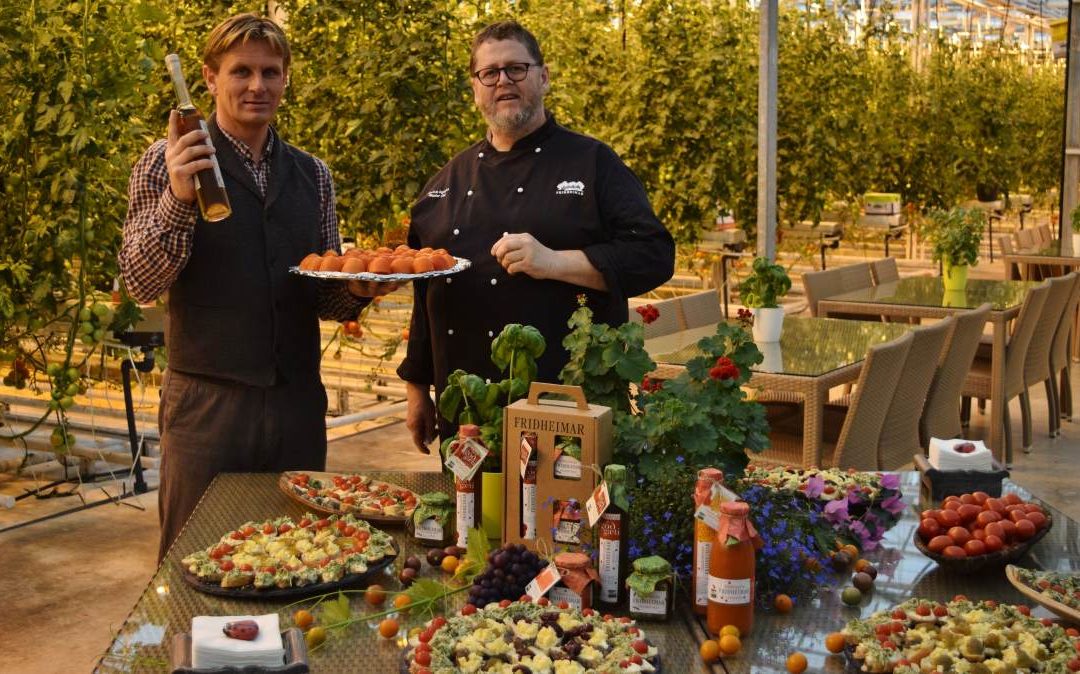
xmin=191 ymin=613 xmax=285 ymax=669
xmin=928 ymin=437 xmax=994 ymax=472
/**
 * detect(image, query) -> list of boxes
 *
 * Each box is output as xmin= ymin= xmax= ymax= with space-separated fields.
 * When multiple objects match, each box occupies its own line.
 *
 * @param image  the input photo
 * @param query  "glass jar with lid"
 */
xmin=549 ymin=551 xmax=600 ymax=610
xmin=407 ymin=492 xmax=454 ymax=547
xmin=626 ymin=556 xmax=675 ymax=621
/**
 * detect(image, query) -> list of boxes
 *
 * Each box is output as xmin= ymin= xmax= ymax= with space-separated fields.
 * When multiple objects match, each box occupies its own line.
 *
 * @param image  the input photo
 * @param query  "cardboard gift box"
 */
xmin=502 ymin=383 xmax=612 ymax=552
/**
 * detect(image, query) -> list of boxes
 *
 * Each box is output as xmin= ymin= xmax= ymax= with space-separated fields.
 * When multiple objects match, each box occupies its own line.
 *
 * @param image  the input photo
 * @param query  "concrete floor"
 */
xmin=0 ymin=373 xmax=1077 ymax=673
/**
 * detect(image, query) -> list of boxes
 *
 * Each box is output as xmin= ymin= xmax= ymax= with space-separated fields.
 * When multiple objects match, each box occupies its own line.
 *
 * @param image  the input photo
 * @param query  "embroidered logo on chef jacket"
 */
xmin=426 ymin=187 xmax=450 ymax=199
xmin=555 ymin=180 xmax=585 ymax=196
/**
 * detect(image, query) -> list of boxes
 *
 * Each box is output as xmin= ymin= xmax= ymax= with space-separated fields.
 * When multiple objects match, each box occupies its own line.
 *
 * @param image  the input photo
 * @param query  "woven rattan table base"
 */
xmin=96 ymin=473 xmax=715 ymax=673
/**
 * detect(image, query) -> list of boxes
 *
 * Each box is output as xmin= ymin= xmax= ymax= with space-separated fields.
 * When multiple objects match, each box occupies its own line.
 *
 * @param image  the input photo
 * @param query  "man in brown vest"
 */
xmin=119 ymin=14 xmax=390 ymax=562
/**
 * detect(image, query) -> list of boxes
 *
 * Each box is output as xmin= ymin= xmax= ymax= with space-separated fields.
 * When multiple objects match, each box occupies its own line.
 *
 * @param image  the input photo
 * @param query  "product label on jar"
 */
xmin=694 ymin=541 xmax=712 ymax=608
xmin=630 ymin=588 xmax=668 ymax=615
xmin=456 ymin=490 xmax=475 ymax=548
xmin=694 ymin=504 xmax=720 ymax=531
xmin=414 ymin=518 xmax=443 ymax=541
xmin=522 ymin=471 xmax=537 ymax=540
xmin=548 ymin=586 xmax=583 ymax=609
xmin=707 ymin=576 xmax=752 ymax=605
xmin=598 ymin=514 xmax=621 ymax=602
xmin=554 ymin=455 xmax=582 ymax=480
xmin=525 ymin=563 xmax=560 ymax=600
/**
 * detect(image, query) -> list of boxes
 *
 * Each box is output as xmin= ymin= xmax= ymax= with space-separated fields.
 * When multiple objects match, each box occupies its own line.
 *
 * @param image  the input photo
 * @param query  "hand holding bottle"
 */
xmin=164 ymin=110 xmax=217 ymax=206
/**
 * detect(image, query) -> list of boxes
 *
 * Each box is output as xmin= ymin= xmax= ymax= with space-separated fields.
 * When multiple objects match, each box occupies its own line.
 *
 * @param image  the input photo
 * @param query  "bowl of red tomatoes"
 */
xmin=913 ymin=490 xmax=1052 ymax=572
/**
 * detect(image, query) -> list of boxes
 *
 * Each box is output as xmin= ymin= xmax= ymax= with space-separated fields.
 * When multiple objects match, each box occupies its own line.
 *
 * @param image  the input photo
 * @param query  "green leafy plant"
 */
xmin=1070 ymin=203 xmax=1080 ymax=234
xmin=737 ymin=257 xmax=792 ymax=309
xmin=614 ymin=322 xmax=769 ymax=479
xmin=559 ymin=298 xmax=655 ymax=414
xmin=437 ymin=325 xmax=545 ymax=468
xmin=926 ymin=207 xmax=984 ymax=267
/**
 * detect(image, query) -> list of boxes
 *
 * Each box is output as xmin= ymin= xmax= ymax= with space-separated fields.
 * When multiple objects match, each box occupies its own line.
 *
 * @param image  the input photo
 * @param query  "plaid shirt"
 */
xmin=119 ymin=127 xmax=364 ymax=321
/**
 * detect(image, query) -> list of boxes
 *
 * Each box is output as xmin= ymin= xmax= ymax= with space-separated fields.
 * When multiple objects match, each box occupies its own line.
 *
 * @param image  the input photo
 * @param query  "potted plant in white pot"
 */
xmin=738 ymin=256 xmax=792 ymax=342
xmin=1069 ymin=202 xmax=1080 ymax=254
xmin=927 ymin=207 xmax=983 ymax=291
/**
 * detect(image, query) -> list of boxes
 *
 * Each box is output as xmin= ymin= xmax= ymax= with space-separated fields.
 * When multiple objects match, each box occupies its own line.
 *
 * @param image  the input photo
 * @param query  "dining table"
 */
xmin=817 ymin=276 xmax=1039 ymax=464
xmin=646 ymin=316 xmax=912 ymax=468
xmin=96 ymin=471 xmax=1080 ymax=673
xmin=1002 ymin=240 xmax=1080 ymax=281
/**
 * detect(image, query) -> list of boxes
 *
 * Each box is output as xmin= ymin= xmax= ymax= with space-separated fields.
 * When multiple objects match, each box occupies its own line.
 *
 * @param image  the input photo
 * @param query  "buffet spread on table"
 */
xmin=95 ymin=307 xmax=1079 ymax=674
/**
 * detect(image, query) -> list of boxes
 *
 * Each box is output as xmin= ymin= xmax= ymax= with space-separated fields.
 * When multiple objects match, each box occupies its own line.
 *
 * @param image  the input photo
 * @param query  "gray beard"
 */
xmin=486 ymin=100 xmax=541 ymax=135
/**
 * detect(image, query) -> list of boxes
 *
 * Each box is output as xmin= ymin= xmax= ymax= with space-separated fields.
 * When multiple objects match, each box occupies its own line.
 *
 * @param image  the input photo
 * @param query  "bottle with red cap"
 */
xmin=692 ymin=467 xmax=724 ymax=615
xmin=450 ymin=424 xmax=485 ymax=548
xmin=707 ymin=500 xmax=761 ymax=636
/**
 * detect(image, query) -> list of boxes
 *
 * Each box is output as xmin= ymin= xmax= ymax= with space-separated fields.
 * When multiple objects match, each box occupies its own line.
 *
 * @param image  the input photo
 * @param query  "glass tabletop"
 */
xmin=824 ymin=276 xmax=1037 ymax=312
xmin=688 ymin=471 xmax=1080 ymax=673
xmin=646 ymin=316 xmax=911 ymax=378
xmin=97 ymin=473 xmax=1080 ymax=673
xmin=96 ymin=473 xmax=710 ymax=674
xmin=1013 ymin=241 xmax=1080 ymax=259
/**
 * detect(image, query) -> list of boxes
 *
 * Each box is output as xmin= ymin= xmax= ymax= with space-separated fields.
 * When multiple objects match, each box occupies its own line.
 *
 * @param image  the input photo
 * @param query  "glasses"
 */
xmin=472 ymin=63 xmax=536 ymax=87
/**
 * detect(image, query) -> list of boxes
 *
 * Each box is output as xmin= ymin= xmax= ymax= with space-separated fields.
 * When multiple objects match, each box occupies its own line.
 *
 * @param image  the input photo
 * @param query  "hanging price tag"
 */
xmin=694 ymin=504 xmax=721 ymax=531
xmin=519 ymin=433 xmax=536 ymax=480
xmin=585 ymin=481 xmax=611 ymax=527
xmin=444 ymin=437 xmax=489 ymax=482
xmin=525 ymin=563 xmax=561 ymax=600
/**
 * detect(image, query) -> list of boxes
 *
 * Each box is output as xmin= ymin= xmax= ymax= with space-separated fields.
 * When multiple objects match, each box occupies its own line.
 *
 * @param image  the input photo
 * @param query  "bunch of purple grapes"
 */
xmin=467 ymin=543 xmax=546 ymax=606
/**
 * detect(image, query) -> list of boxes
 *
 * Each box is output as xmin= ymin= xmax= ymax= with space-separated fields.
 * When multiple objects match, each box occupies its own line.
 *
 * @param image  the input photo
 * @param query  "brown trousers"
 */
xmin=157 ymin=369 xmax=328 ymax=562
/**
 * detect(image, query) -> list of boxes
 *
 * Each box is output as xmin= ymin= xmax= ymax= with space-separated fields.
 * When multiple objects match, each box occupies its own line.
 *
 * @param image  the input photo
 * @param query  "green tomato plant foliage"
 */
xmin=0 ymin=0 xmax=1067 ymax=451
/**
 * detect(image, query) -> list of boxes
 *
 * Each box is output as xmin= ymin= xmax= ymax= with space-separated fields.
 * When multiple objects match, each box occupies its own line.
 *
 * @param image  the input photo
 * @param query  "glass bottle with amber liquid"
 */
xmin=165 ymin=53 xmax=231 ymax=222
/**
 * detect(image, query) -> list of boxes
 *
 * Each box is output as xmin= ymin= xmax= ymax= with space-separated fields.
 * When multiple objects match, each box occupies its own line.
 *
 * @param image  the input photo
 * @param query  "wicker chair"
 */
xmin=1049 ymin=274 xmax=1080 ymax=430
xmin=629 ymin=297 xmax=683 ymax=338
xmin=998 ymin=234 xmax=1023 ymax=281
xmin=870 ymin=258 xmax=900 ymax=285
xmin=1020 ymin=272 xmax=1077 ymax=446
xmin=919 ymin=303 xmax=992 ymax=449
xmin=1035 ymin=224 xmax=1053 ymax=244
xmin=803 ymin=263 xmax=872 ymax=319
xmin=877 ymin=318 xmax=953 ymax=469
xmin=676 ymin=289 xmax=723 ymax=329
xmin=802 ymin=268 xmax=844 ymax=317
xmin=1017 ymin=228 xmax=1038 ymax=248
xmin=765 ymin=332 xmax=914 ymax=470
xmin=837 ymin=262 xmax=874 ymax=292
xmin=961 ymin=282 xmax=1051 ymax=464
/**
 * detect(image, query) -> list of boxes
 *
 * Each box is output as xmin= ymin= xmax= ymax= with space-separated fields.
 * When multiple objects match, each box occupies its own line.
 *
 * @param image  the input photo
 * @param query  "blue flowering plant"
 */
xmin=744 ymin=466 xmax=907 ymax=550
xmin=625 ymin=465 xmax=696 ymax=579
xmin=734 ymin=482 xmax=834 ymax=607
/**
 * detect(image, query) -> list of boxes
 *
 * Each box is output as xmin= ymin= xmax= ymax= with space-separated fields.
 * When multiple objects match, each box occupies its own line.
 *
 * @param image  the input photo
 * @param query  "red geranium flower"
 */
xmin=709 ymin=356 xmax=740 ymax=381
xmin=635 ymin=304 xmax=660 ymax=325
xmin=640 ymin=376 xmax=664 ymax=393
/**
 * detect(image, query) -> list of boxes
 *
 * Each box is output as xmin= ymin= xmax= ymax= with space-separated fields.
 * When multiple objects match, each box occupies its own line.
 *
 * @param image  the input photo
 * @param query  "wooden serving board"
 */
xmin=1006 ymin=565 xmax=1080 ymax=625
xmin=278 ymin=471 xmax=418 ymax=525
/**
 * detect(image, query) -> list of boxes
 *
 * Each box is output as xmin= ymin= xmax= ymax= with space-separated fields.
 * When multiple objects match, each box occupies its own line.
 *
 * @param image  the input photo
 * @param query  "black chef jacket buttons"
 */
xmin=448 ymin=329 xmax=454 ymax=335
xmin=517 ymin=187 xmax=524 ymax=193
xmin=453 ymin=228 xmax=460 ymax=235
xmin=535 ymin=147 xmax=541 ymax=153
xmin=478 ymin=152 xmax=485 ymax=158
xmin=446 ymin=277 xmax=453 ymax=284
xmin=490 ymin=278 xmax=498 ymax=286
xmin=467 ymin=189 xmax=473 ymax=196
xmin=488 ymin=330 xmax=494 ymax=338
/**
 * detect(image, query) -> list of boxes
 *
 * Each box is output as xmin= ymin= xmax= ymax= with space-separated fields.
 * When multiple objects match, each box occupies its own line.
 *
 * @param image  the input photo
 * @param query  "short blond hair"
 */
xmin=202 ymin=13 xmax=290 ymax=72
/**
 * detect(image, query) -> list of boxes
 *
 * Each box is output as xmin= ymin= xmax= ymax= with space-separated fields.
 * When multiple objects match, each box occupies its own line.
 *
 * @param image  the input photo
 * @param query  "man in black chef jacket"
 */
xmin=397 ymin=21 xmax=675 ymax=451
